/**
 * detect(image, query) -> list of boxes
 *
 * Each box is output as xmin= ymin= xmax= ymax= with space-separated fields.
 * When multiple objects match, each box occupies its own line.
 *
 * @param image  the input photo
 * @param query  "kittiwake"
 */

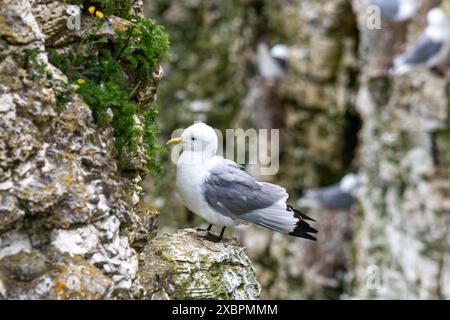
xmin=167 ymin=122 xmax=317 ymax=242
xmin=391 ymin=7 xmax=450 ymax=75
xmin=255 ymin=42 xmax=289 ymax=85
xmin=366 ymin=0 xmax=419 ymax=22
xmin=298 ymin=173 xmax=361 ymax=211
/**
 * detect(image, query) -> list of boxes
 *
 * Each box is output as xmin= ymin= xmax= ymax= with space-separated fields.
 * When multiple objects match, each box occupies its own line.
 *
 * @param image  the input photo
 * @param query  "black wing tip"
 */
xmin=287 ymin=204 xmax=318 ymax=241
xmin=287 ymin=204 xmax=316 ymax=222
xmin=289 ymin=229 xmax=317 ymax=241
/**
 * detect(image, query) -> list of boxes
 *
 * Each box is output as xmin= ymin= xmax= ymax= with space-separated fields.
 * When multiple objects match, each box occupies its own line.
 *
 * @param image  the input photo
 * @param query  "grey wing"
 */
xmin=368 ymin=0 xmax=399 ymax=19
xmin=203 ymin=161 xmax=287 ymax=218
xmin=401 ymin=34 xmax=443 ymax=65
xmin=317 ymin=187 xmax=354 ymax=210
xmin=304 ymin=184 xmax=354 ymax=210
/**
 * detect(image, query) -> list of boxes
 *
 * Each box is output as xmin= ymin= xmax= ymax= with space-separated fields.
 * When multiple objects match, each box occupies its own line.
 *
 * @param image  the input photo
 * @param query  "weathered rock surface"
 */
xmin=1 ymin=0 xmax=260 ymax=300
xmin=137 ymin=229 xmax=261 ymax=300
xmin=0 ymin=249 xmax=112 ymax=299
xmin=0 ymin=0 xmax=142 ymax=298
xmin=350 ymin=0 xmax=450 ymax=299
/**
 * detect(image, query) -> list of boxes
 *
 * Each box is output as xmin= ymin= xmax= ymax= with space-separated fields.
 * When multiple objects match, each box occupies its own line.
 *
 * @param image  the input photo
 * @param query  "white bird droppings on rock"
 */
xmin=0 ymin=94 xmax=14 ymax=113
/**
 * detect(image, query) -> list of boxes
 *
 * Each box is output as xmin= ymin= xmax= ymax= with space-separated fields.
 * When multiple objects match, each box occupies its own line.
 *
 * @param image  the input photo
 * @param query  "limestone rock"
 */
xmin=137 ymin=229 xmax=261 ymax=300
xmin=0 ymin=0 xmax=154 ymax=299
xmin=0 ymin=249 xmax=112 ymax=300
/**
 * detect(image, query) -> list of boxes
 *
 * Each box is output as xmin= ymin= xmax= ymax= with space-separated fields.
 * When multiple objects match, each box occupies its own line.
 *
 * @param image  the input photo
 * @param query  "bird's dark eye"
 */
xmin=191 ymin=137 xmax=196 ymax=141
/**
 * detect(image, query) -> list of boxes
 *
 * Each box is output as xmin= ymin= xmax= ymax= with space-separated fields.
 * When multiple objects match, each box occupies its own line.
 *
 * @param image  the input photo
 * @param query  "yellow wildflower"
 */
xmin=76 ymin=79 xmax=86 ymax=85
xmin=88 ymin=6 xmax=96 ymax=14
xmin=96 ymin=11 xmax=105 ymax=19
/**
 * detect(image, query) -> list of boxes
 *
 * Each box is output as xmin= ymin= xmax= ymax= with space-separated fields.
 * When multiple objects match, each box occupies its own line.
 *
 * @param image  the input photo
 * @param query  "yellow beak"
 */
xmin=166 ymin=137 xmax=182 ymax=145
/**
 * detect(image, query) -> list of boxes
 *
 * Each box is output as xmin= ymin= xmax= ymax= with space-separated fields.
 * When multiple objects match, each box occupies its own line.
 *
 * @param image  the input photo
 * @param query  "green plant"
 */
xmin=49 ymin=7 xmax=170 ymax=177
xmin=98 ymin=0 xmax=135 ymax=19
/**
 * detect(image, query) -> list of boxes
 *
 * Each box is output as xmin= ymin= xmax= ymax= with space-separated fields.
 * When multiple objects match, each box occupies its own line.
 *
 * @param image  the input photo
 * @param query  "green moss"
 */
xmin=49 ymin=9 xmax=170 ymax=176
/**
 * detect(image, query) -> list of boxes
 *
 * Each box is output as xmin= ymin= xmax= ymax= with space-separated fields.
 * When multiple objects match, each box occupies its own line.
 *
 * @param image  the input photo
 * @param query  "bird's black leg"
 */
xmin=204 ymin=226 xmax=226 ymax=243
xmin=218 ymin=226 xmax=226 ymax=240
xmin=430 ymin=66 xmax=446 ymax=78
xmin=196 ymin=224 xmax=212 ymax=232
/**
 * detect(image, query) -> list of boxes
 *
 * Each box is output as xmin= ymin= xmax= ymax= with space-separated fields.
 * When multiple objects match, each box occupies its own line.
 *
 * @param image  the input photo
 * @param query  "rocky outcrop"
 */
xmin=0 ymin=0 xmax=143 ymax=299
xmin=137 ymin=229 xmax=260 ymax=300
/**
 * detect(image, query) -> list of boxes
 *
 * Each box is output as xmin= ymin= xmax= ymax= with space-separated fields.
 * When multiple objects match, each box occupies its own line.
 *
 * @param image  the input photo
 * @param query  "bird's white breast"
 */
xmin=176 ymin=153 xmax=236 ymax=227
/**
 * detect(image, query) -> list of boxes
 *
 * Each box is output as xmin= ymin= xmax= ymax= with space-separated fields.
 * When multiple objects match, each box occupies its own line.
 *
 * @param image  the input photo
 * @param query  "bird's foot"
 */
xmin=430 ymin=67 xmax=446 ymax=78
xmin=203 ymin=226 xmax=226 ymax=243
xmin=203 ymin=232 xmax=222 ymax=243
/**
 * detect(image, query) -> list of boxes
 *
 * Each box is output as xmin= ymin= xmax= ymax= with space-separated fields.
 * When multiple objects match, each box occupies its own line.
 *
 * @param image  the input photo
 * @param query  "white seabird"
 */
xmin=255 ymin=42 xmax=289 ymax=85
xmin=391 ymin=8 xmax=450 ymax=75
xmin=366 ymin=0 xmax=419 ymax=22
xmin=298 ymin=173 xmax=361 ymax=211
xmin=167 ymin=122 xmax=317 ymax=242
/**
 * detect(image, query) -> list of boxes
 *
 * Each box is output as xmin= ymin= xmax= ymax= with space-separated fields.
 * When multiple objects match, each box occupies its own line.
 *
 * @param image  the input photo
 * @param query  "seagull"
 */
xmin=166 ymin=122 xmax=317 ymax=242
xmin=298 ymin=173 xmax=361 ymax=211
xmin=255 ymin=42 xmax=288 ymax=85
xmin=270 ymin=44 xmax=289 ymax=68
xmin=391 ymin=8 xmax=450 ymax=75
xmin=366 ymin=0 xmax=419 ymax=22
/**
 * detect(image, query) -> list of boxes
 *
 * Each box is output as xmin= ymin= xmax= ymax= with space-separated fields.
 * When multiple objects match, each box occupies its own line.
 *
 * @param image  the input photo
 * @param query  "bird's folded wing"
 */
xmin=203 ymin=160 xmax=287 ymax=218
xmin=399 ymin=34 xmax=443 ymax=65
xmin=303 ymin=184 xmax=353 ymax=209
xmin=368 ymin=0 xmax=399 ymax=20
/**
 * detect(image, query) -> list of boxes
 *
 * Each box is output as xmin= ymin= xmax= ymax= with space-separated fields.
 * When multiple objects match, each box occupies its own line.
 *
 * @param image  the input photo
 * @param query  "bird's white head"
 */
xmin=167 ymin=122 xmax=218 ymax=157
xmin=270 ymin=44 xmax=289 ymax=61
xmin=425 ymin=8 xmax=450 ymax=41
xmin=339 ymin=173 xmax=361 ymax=195
xmin=427 ymin=8 xmax=450 ymax=28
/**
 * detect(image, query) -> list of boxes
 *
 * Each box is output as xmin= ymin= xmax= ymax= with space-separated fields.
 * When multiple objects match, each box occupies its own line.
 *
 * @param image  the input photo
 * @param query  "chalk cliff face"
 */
xmin=351 ymin=0 xmax=450 ymax=299
xmin=0 ymin=0 xmax=259 ymax=299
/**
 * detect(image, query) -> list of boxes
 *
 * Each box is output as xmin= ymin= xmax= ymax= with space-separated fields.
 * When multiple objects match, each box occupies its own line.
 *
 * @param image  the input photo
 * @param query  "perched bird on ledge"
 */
xmin=255 ymin=42 xmax=289 ymax=85
xmin=167 ymin=122 xmax=317 ymax=242
xmin=366 ymin=0 xmax=419 ymax=22
xmin=391 ymin=8 xmax=450 ymax=75
xmin=298 ymin=173 xmax=361 ymax=211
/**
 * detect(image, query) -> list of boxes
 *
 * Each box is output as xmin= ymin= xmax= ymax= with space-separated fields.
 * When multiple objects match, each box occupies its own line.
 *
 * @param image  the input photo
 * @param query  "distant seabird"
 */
xmin=270 ymin=44 xmax=289 ymax=68
xmin=298 ymin=173 xmax=361 ymax=211
xmin=167 ymin=122 xmax=317 ymax=242
xmin=255 ymin=42 xmax=288 ymax=85
xmin=367 ymin=0 xmax=419 ymax=22
xmin=391 ymin=8 xmax=450 ymax=75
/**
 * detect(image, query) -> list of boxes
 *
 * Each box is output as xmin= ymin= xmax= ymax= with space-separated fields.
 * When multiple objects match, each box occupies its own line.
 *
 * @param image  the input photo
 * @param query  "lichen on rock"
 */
xmin=137 ymin=229 xmax=261 ymax=300
xmin=0 ymin=0 xmax=161 ymax=299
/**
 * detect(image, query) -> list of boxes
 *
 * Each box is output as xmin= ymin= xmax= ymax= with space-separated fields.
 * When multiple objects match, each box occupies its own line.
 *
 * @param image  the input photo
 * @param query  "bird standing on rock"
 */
xmin=366 ymin=0 xmax=419 ymax=22
xmin=391 ymin=8 xmax=450 ymax=75
xmin=298 ymin=173 xmax=361 ymax=211
xmin=255 ymin=42 xmax=289 ymax=85
xmin=166 ymin=122 xmax=317 ymax=242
